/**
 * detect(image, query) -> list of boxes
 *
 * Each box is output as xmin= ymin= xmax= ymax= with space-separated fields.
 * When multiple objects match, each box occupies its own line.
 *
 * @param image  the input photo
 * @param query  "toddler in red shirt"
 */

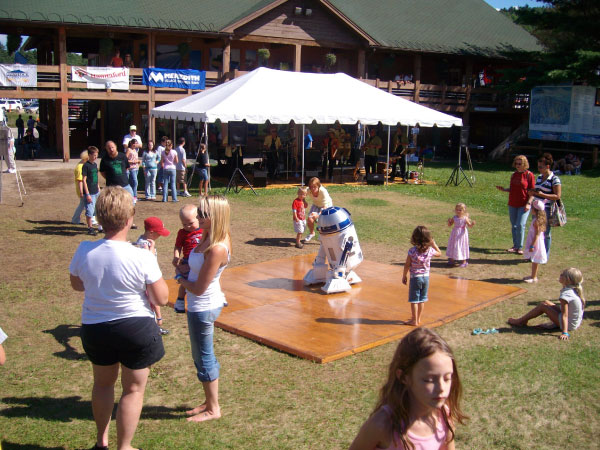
xmin=292 ymin=186 xmax=309 ymax=248
xmin=173 ymin=204 xmax=203 ymax=313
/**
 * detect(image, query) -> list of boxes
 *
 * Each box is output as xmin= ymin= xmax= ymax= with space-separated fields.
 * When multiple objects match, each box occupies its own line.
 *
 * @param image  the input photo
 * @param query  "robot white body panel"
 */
xmin=303 ymin=206 xmax=363 ymax=294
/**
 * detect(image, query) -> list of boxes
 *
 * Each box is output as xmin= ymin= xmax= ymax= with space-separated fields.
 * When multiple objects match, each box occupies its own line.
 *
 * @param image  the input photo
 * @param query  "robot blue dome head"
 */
xmin=317 ymin=206 xmax=353 ymax=235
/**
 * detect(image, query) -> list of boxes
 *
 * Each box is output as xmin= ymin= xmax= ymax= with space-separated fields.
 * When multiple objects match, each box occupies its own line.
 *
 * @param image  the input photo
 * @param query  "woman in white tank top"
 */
xmin=176 ymin=194 xmax=231 ymax=423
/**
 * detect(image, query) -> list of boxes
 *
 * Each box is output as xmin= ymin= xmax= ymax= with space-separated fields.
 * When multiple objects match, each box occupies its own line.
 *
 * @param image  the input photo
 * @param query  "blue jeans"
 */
xmin=508 ymin=206 xmax=530 ymax=250
xmin=187 ymin=307 xmax=223 ymax=382
xmin=128 ymin=168 xmax=139 ymax=198
xmin=144 ymin=168 xmax=157 ymax=198
xmin=544 ymin=208 xmax=552 ymax=255
xmin=71 ymin=196 xmax=86 ymax=224
xmin=408 ymin=276 xmax=429 ymax=303
xmin=162 ymin=169 xmax=177 ymax=201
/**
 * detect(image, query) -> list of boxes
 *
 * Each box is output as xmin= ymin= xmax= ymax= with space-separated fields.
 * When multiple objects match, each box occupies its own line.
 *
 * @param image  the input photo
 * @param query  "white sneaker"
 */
xmin=304 ymin=233 xmax=315 ymax=242
xmin=182 ymin=191 xmax=192 ymax=197
xmin=4 ymin=169 xmax=16 ymax=174
xmin=174 ymin=298 xmax=186 ymax=313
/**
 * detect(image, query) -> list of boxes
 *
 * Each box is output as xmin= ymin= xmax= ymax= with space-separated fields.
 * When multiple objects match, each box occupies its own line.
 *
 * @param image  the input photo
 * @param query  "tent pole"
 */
xmin=301 ymin=124 xmax=305 ymax=186
xmin=386 ymin=125 xmax=391 ymax=186
xmin=205 ymin=121 xmax=211 ymax=193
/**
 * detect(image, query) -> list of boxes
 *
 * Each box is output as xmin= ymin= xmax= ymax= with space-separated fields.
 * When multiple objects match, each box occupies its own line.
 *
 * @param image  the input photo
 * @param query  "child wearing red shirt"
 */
xmin=293 ymin=187 xmax=309 ymax=249
xmin=173 ymin=204 xmax=203 ymax=313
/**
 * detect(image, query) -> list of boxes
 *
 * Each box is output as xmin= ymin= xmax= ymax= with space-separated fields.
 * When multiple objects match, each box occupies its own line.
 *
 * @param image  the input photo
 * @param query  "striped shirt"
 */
xmin=535 ymin=172 xmax=561 ymax=210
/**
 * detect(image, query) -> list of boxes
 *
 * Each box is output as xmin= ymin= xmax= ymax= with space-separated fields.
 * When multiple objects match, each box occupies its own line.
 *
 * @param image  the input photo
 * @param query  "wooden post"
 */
xmin=441 ymin=81 xmax=447 ymax=106
xmin=222 ymin=41 xmax=231 ymax=77
xmin=100 ymin=101 xmax=106 ymax=146
xmin=148 ymin=32 xmax=156 ymax=143
xmin=463 ymin=58 xmax=473 ymax=126
xmin=413 ymin=54 xmax=421 ymax=104
xmin=58 ymin=27 xmax=70 ymax=161
xmin=294 ymin=44 xmax=302 ymax=72
xmin=357 ymin=49 xmax=366 ymax=78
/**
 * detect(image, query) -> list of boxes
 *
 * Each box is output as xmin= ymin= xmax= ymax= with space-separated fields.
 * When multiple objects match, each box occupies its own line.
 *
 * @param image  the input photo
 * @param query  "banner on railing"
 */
xmin=72 ymin=66 xmax=129 ymax=90
xmin=0 ymin=64 xmax=37 ymax=87
xmin=143 ymin=68 xmax=205 ymax=90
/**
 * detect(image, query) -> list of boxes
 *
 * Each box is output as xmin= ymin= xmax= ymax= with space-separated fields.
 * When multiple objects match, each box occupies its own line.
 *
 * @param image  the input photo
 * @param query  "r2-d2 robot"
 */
xmin=303 ymin=206 xmax=363 ymax=294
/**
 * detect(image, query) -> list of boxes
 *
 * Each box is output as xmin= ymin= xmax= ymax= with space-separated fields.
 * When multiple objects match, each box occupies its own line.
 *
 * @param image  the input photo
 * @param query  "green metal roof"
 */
xmin=327 ymin=0 xmax=542 ymax=56
xmin=0 ymin=0 xmax=274 ymax=33
xmin=0 ymin=0 xmax=541 ymax=56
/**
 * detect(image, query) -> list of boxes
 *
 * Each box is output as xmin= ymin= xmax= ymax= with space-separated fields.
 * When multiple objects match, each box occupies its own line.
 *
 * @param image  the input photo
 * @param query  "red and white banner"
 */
xmin=71 ymin=66 xmax=129 ymax=90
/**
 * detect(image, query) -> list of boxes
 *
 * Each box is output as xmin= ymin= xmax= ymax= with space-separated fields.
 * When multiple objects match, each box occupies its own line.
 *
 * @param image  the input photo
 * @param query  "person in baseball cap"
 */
xmin=143 ymin=216 xmax=170 ymax=237
xmin=134 ymin=216 xmax=171 ymax=336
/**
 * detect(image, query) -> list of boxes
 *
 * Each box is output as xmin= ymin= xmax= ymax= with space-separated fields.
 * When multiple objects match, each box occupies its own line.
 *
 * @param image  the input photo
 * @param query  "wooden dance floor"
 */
xmin=167 ymin=254 xmax=525 ymax=363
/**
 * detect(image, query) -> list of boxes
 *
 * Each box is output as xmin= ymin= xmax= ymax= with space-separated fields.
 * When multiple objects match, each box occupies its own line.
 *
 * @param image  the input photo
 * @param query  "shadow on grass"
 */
xmin=430 ymin=258 xmax=523 ymax=268
xmin=245 ymin=237 xmax=298 ymax=247
xmin=0 ymin=396 xmax=183 ymax=421
xmin=495 ymin=326 xmax=557 ymax=337
xmin=42 ymin=324 xmax=87 ymax=361
xmin=1 ymin=442 xmax=64 ymax=450
xmin=478 ymin=277 xmax=523 ymax=285
xmin=21 ymin=220 xmax=86 ymax=237
xmin=316 ymin=317 xmax=406 ymax=325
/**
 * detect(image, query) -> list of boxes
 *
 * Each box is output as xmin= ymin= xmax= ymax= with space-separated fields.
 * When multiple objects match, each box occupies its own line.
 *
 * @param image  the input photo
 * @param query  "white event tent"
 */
xmin=151 ymin=67 xmax=462 ymax=184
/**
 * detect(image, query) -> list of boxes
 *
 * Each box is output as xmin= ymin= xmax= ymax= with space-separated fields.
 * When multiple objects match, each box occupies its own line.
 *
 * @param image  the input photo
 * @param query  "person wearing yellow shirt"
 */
xmin=263 ymin=127 xmax=282 ymax=179
xmin=363 ymin=128 xmax=382 ymax=178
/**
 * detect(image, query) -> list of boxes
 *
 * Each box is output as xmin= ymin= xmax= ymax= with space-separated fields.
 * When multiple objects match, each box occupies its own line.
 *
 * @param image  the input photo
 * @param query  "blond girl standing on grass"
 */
xmin=350 ymin=327 xmax=467 ymax=450
xmin=523 ymin=199 xmax=547 ymax=283
xmin=446 ymin=203 xmax=475 ymax=268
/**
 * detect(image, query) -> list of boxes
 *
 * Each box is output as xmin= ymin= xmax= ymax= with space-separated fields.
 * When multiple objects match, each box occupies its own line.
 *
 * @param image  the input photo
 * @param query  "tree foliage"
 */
xmin=500 ymin=0 xmax=600 ymax=91
xmin=6 ymin=35 xmax=22 ymax=55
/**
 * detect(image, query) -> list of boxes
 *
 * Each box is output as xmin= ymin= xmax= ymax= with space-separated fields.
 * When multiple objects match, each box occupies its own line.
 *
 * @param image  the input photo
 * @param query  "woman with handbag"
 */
xmin=527 ymin=153 xmax=562 ymax=255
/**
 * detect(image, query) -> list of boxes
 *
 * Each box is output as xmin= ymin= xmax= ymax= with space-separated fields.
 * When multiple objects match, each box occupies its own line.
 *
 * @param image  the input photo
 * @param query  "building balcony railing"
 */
xmin=3 ymin=65 xmax=529 ymax=113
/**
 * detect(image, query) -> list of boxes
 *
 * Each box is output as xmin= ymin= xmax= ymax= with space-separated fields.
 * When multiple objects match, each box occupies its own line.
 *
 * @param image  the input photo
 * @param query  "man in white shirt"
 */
xmin=123 ymin=125 xmax=143 ymax=151
xmin=175 ymin=137 xmax=191 ymax=197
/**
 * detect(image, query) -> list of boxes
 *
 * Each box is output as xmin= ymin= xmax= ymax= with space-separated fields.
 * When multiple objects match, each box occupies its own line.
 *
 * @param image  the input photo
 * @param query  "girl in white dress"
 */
xmin=446 ymin=203 xmax=475 ymax=268
xmin=523 ymin=199 xmax=547 ymax=283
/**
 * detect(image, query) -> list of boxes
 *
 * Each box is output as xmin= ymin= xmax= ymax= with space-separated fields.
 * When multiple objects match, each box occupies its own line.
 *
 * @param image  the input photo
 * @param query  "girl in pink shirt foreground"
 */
xmin=350 ymin=328 xmax=467 ymax=450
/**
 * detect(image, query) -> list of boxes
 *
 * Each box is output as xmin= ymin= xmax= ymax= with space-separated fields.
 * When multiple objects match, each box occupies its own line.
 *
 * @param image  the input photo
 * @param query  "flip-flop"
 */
xmin=472 ymin=328 xmax=483 ymax=335
xmin=482 ymin=328 xmax=498 ymax=334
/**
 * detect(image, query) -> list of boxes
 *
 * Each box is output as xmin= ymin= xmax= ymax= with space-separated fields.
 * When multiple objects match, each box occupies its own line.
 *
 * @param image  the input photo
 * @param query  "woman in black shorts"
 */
xmin=70 ymin=186 xmax=168 ymax=450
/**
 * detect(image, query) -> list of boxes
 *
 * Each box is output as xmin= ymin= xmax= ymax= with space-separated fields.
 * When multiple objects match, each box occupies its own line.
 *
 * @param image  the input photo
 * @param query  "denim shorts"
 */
xmin=187 ymin=307 xmax=223 ymax=382
xmin=81 ymin=316 xmax=164 ymax=370
xmin=408 ymin=275 xmax=429 ymax=303
xmin=196 ymin=168 xmax=209 ymax=181
xmin=85 ymin=192 xmax=99 ymax=218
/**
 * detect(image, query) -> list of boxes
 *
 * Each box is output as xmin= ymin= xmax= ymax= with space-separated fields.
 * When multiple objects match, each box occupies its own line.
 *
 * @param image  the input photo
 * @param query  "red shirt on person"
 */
xmin=292 ymin=198 xmax=306 ymax=221
xmin=508 ymin=170 xmax=535 ymax=207
xmin=175 ymin=228 xmax=203 ymax=259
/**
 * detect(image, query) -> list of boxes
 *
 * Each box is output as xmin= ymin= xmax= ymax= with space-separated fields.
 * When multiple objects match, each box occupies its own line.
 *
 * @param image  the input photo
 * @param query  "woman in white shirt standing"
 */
xmin=176 ymin=194 xmax=231 ymax=423
xmin=70 ymin=186 xmax=169 ymax=450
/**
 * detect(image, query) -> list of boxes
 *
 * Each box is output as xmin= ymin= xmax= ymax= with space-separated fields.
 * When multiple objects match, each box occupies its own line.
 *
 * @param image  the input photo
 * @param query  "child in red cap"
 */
xmin=135 ymin=216 xmax=171 ymax=335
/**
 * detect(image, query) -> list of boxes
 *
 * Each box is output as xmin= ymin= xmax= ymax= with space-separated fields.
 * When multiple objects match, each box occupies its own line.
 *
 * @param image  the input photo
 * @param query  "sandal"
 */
xmin=516 ymin=249 xmax=524 ymax=255
xmin=90 ymin=445 xmax=109 ymax=450
xmin=506 ymin=247 xmax=517 ymax=253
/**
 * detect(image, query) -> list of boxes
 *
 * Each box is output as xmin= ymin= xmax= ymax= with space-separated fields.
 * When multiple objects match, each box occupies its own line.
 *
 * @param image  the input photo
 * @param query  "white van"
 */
xmin=0 ymin=99 xmax=24 ymax=111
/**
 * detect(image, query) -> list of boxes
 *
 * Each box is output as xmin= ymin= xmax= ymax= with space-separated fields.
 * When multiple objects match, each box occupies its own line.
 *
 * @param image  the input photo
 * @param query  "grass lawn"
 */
xmin=0 ymin=161 xmax=598 ymax=449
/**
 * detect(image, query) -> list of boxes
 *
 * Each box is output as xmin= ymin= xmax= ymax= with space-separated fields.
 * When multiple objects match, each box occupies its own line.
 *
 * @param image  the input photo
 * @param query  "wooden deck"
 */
xmin=167 ymin=254 xmax=525 ymax=363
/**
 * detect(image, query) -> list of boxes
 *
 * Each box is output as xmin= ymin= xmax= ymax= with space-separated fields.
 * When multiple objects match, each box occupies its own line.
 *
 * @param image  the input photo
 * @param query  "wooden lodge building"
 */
xmin=0 ymin=0 xmax=541 ymax=160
